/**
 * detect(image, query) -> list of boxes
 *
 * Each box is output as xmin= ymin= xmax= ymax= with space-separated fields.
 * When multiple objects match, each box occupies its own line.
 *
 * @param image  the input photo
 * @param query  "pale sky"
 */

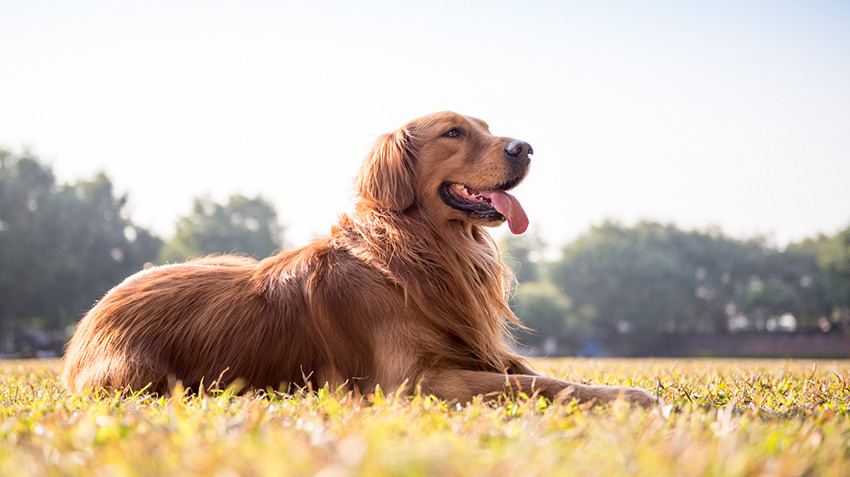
xmin=2 ymin=0 xmax=849 ymax=253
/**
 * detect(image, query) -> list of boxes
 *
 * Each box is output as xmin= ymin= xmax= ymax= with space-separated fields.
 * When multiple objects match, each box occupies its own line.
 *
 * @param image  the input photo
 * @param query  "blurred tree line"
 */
xmin=0 ymin=150 xmax=282 ymax=348
xmin=503 ymin=222 xmax=850 ymax=355
xmin=1 ymin=149 xmax=849 ymax=357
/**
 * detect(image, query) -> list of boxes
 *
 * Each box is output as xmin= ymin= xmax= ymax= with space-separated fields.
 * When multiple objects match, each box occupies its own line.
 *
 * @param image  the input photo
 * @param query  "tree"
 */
xmin=158 ymin=194 xmax=284 ymax=263
xmin=551 ymin=222 xmax=700 ymax=337
xmin=549 ymin=221 xmax=827 ymax=340
xmin=0 ymin=149 xmax=161 ymax=332
xmin=790 ymin=225 xmax=850 ymax=326
xmin=735 ymin=246 xmax=830 ymax=331
xmin=501 ymin=232 xmax=593 ymax=351
xmin=511 ymin=281 xmax=591 ymax=348
xmin=499 ymin=231 xmax=545 ymax=283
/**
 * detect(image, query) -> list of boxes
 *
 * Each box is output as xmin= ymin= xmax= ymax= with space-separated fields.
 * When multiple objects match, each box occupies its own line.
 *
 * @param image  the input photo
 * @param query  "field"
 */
xmin=1 ymin=359 xmax=848 ymax=476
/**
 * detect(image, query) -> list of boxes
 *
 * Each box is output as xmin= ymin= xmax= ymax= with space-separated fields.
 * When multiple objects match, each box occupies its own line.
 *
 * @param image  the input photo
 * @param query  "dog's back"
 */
xmin=61 ymin=254 xmax=322 ymax=393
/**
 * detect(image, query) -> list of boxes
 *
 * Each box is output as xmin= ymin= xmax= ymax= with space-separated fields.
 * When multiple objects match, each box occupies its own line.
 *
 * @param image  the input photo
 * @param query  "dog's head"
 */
xmin=357 ymin=111 xmax=532 ymax=234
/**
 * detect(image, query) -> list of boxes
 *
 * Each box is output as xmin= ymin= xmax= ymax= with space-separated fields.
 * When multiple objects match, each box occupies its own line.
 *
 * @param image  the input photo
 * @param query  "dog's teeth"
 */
xmin=452 ymin=184 xmax=481 ymax=200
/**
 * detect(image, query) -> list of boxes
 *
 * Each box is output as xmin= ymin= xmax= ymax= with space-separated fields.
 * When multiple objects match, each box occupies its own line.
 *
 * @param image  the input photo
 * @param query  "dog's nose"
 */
xmin=504 ymin=141 xmax=533 ymax=160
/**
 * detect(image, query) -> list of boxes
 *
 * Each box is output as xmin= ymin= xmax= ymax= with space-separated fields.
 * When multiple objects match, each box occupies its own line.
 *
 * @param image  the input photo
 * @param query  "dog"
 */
xmin=62 ymin=111 xmax=657 ymax=406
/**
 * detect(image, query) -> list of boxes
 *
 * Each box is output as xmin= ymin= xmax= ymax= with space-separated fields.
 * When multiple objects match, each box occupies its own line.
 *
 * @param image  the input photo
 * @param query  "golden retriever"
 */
xmin=62 ymin=111 xmax=657 ymax=406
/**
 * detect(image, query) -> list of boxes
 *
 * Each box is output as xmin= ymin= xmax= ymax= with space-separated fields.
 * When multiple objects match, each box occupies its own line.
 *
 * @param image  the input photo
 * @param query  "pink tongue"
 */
xmin=479 ymin=190 xmax=529 ymax=234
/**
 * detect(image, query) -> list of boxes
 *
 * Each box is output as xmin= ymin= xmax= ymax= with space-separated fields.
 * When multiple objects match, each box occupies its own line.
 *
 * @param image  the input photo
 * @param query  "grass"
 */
xmin=1 ymin=358 xmax=849 ymax=476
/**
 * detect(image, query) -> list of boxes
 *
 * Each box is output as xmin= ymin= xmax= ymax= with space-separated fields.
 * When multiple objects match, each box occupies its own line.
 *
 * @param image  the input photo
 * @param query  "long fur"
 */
xmin=61 ymin=112 xmax=656 ymax=406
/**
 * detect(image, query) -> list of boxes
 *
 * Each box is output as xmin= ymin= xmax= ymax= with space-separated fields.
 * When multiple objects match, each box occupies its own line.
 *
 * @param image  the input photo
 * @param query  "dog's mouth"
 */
xmin=440 ymin=179 xmax=529 ymax=234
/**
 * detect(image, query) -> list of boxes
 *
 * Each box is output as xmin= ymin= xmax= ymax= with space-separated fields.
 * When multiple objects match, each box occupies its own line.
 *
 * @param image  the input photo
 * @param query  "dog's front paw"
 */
xmin=580 ymin=385 xmax=662 ymax=408
xmin=623 ymin=387 xmax=663 ymax=408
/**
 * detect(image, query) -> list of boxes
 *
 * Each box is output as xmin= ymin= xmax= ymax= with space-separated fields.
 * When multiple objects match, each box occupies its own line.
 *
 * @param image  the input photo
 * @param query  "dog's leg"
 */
xmin=421 ymin=369 xmax=658 ymax=407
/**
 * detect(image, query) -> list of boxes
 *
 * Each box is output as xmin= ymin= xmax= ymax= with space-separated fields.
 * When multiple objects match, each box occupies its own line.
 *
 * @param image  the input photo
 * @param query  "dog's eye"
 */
xmin=442 ymin=128 xmax=463 ymax=138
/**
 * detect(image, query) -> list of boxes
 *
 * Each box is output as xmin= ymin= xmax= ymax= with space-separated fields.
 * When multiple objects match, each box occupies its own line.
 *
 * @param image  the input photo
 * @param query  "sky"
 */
xmin=2 ymin=0 xmax=849 ymax=254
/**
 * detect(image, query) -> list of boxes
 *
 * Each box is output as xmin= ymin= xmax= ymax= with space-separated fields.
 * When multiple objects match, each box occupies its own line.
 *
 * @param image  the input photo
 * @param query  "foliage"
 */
xmin=499 ymin=232 xmax=545 ymax=283
xmin=511 ymin=281 xmax=589 ymax=346
xmin=546 ymin=221 xmax=832 ymax=340
xmin=0 ymin=150 xmax=289 ymax=339
xmin=790 ymin=225 xmax=850 ymax=323
xmin=0 ymin=150 xmax=161 ymax=331
xmin=158 ymin=194 xmax=284 ymax=263
xmin=1 ymin=359 xmax=848 ymax=476
xmin=502 ymin=233 xmax=593 ymax=349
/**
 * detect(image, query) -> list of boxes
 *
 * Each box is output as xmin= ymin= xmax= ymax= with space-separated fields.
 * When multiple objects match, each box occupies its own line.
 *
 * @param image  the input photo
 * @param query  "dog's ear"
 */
xmin=357 ymin=127 xmax=416 ymax=212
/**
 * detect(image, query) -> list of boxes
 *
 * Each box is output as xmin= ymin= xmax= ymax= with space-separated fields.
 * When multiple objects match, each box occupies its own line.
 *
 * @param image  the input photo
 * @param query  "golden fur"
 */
xmin=62 ymin=111 xmax=656 ymax=406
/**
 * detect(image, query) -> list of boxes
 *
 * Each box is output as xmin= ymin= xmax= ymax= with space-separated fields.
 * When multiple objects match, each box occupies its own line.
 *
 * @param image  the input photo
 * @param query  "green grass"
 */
xmin=1 ymin=358 xmax=848 ymax=476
